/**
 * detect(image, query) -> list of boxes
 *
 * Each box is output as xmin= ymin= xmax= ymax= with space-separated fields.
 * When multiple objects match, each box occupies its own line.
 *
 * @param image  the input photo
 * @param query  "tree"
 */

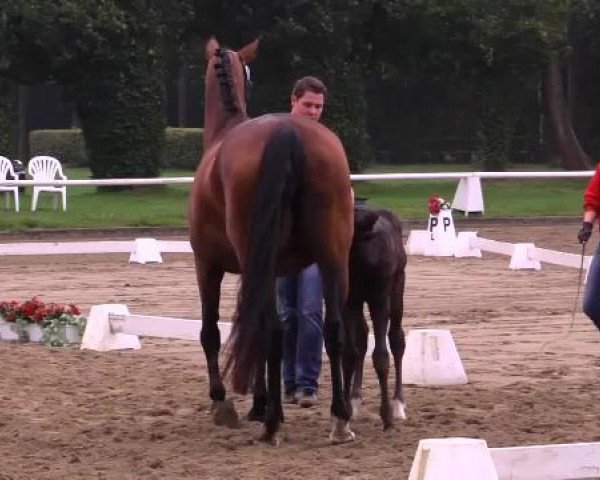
xmin=0 ymin=0 xmax=193 ymax=179
xmin=188 ymin=0 xmax=374 ymax=171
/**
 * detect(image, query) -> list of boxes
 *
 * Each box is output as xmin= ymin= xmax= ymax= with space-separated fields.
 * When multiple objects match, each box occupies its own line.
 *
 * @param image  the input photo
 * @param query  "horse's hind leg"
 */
xmin=247 ymin=362 xmax=267 ymax=422
xmin=389 ymin=271 xmax=407 ymax=420
xmin=321 ymin=266 xmax=354 ymax=444
xmin=196 ymin=261 xmax=229 ymax=411
xmin=347 ymin=305 xmax=368 ymax=419
xmin=342 ymin=302 xmax=360 ymax=419
xmin=259 ymin=313 xmax=284 ymax=445
xmin=369 ymin=297 xmax=393 ymax=430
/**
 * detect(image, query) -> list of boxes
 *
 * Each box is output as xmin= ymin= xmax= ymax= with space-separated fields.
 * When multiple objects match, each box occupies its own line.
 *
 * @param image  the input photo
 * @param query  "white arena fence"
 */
xmin=408 ymin=436 xmax=600 ymax=480
xmin=0 ymin=169 xmax=594 ymax=215
xmin=2 ymin=173 xmax=597 ymax=475
xmin=0 ymin=233 xmax=592 ymax=274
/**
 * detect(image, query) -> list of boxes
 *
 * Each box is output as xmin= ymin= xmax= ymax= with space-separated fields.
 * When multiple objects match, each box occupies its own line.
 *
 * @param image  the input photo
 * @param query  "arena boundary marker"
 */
xmin=490 ymin=441 xmax=600 ymax=480
xmin=410 ymin=230 xmax=592 ymax=273
xmin=409 ymin=437 xmax=600 ymax=480
xmin=81 ymin=304 xmax=468 ymax=386
xmin=0 ymin=238 xmax=192 ymax=263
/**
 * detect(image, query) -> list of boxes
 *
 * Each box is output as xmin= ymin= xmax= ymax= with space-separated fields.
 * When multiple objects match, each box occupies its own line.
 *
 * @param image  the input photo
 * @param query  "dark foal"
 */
xmin=343 ymin=207 xmax=408 ymax=429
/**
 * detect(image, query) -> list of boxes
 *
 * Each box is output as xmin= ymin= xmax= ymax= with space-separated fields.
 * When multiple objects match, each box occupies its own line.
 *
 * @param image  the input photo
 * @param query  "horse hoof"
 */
xmin=246 ymin=407 xmax=266 ymax=423
xmin=213 ymin=399 xmax=240 ymax=428
xmin=350 ymin=398 xmax=362 ymax=420
xmin=258 ymin=429 xmax=281 ymax=447
xmin=392 ymin=400 xmax=406 ymax=420
xmin=329 ymin=417 xmax=355 ymax=445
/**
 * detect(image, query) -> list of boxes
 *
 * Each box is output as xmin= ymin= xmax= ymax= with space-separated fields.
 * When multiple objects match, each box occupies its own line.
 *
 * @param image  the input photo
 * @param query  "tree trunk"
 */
xmin=17 ymin=85 xmax=28 ymax=162
xmin=545 ymin=60 xmax=591 ymax=170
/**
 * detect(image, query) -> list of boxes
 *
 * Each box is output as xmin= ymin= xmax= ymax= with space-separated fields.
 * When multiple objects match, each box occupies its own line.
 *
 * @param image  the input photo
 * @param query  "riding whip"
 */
xmin=541 ymin=241 xmax=587 ymax=352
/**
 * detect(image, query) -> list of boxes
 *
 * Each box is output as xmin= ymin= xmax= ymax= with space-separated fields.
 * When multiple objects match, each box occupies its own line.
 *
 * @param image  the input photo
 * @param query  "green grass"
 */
xmin=353 ymin=163 xmax=586 ymax=219
xmin=0 ymin=164 xmax=587 ymax=231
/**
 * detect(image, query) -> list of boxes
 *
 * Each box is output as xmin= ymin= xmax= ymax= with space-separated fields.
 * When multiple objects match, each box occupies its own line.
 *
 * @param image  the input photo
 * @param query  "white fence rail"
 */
xmin=0 ymin=170 xmax=593 ymax=188
xmin=0 ymin=239 xmax=192 ymax=256
xmin=1 ymin=170 xmax=591 ymax=215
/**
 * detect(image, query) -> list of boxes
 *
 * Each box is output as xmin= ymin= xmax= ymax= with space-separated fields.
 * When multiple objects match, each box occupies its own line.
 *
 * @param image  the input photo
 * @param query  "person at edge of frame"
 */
xmin=577 ymin=163 xmax=600 ymax=333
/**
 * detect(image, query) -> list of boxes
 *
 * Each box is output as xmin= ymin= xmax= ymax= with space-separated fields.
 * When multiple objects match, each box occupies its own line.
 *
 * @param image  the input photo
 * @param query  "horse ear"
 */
xmin=237 ymin=37 xmax=260 ymax=65
xmin=205 ymin=36 xmax=219 ymax=61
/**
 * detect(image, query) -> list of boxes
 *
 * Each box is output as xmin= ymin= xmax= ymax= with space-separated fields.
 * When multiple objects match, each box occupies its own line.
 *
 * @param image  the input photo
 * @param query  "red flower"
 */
xmin=428 ymin=195 xmax=442 ymax=215
xmin=1 ymin=297 xmax=83 ymax=326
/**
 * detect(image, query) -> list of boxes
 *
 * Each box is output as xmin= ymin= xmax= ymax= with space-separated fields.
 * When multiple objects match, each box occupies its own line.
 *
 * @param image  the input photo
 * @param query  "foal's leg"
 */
xmin=196 ymin=261 xmax=230 ymax=416
xmin=369 ymin=297 xmax=394 ymax=430
xmin=322 ymin=267 xmax=354 ymax=444
xmin=389 ymin=272 xmax=407 ymax=420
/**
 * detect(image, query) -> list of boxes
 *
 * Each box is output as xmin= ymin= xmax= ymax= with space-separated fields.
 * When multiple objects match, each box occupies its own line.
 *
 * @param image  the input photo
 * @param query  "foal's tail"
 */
xmin=225 ymin=122 xmax=304 ymax=394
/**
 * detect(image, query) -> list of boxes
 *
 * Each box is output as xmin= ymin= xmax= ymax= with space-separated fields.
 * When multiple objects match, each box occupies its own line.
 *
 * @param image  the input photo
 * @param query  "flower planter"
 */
xmin=0 ymin=321 xmax=42 ymax=342
xmin=0 ymin=320 xmax=19 ymax=341
xmin=27 ymin=324 xmax=44 ymax=342
xmin=1 ymin=297 xmax=86 ymax=347
xmin=0 ymin=322 xmax=82 ymax=345
xmin=59 ymin=325 xmax=82 ymax=345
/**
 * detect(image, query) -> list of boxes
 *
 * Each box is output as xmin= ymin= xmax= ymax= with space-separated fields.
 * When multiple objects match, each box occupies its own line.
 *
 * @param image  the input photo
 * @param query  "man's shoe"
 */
xmin=283 ymin=390 xmax=297 ymax=405
xmin=297 ymin=390 xmax=318 ymax=408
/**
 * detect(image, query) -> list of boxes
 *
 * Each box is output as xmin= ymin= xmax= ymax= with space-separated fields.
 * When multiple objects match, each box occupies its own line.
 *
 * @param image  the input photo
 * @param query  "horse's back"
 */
xmin=349 ymin=208 xmax=406 ymax=300
xmin=219 ymin=113 xmax=350 ymax=192
xmin=190 ymin=113 xmax=353 ymax=274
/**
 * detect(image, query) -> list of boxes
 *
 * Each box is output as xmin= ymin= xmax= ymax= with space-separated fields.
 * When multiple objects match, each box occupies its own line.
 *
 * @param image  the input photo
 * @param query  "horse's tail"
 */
xmin=225 ymin=122 xmax=304 ymax=394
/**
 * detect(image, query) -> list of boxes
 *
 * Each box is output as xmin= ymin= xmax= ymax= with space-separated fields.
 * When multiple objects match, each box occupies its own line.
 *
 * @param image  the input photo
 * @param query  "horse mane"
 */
xmin=214 ymin=48 xmax=239 ymax=113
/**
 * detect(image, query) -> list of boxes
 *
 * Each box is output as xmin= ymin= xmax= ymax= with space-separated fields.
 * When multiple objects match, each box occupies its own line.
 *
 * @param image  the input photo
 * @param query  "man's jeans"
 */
xmin=277 ymin=263 xmax=324 ymax=394
xmin=583 ymin=243 xmax=600 ymax=332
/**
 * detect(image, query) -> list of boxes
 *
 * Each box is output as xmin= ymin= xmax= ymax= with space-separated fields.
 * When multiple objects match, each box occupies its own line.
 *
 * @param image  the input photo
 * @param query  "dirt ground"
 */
xmin=0 ymin=221 xmax=599 ymax=479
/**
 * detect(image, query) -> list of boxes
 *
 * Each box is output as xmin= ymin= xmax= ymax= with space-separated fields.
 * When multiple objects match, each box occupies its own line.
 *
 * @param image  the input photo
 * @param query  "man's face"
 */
xmin=291 ymin=91 xmax=325 ymax=121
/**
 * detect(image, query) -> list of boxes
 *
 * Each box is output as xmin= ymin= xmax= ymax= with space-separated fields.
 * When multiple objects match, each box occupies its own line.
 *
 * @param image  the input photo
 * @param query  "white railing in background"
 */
xmin=0 ymin=170 xmax=593 ymax=187
xmin=0 ymin=170 xmax=593 ymax=215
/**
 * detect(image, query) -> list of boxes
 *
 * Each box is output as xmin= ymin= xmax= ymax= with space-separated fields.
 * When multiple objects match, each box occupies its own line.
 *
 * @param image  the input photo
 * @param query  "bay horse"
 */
xmin=343 ymin=206 xmax=407 ymax=429
xmin=188 ymin=37 xmax=355 ymax=444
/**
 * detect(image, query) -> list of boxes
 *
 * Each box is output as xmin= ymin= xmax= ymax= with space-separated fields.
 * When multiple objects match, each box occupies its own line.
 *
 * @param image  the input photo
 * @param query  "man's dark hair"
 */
xmin=291 ymin=76 xmax=327 ymax=100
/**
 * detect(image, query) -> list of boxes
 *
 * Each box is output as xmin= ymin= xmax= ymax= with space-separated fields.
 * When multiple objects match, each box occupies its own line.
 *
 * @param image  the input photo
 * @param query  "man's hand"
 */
xmin=578 ymin=221 xmax=593 ymax=244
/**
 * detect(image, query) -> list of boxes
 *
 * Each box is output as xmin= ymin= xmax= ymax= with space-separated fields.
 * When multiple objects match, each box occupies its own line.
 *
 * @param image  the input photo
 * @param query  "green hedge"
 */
xmin=29 ymin=127 xmax=203 ymax=170
xmin=162 ymin=128 xmax=203 ymax=169
xmin=29 ymin=129 xmax=88 ymax=166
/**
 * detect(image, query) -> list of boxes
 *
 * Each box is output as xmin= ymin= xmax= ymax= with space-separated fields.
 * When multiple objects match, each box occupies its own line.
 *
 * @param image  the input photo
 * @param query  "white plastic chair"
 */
xmin=0 ymin=155 xmax=20 ymax=212
xmin=28 ymin=156 xmax=67 ymax=212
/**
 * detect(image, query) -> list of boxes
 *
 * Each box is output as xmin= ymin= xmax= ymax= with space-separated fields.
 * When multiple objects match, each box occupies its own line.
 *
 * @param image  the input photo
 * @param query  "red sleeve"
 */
xmin=583 ymin=163 xmax=600 ymax=213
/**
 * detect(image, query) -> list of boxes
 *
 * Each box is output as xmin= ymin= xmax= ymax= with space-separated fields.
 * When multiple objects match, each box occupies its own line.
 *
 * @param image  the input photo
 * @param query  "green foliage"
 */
xmin=0 ymin=0 xmax=194 ymax=178
xmin=0 ymin=0 xmax=589 ymax=173
xmin=41 ymin=315 xmax=86 ymax=347
xmin=324 ymin=63 xmax=372 ymax=172
xmin=77 ymin=66 xmax=166 ymax=179
xmin=28 ymin=127 xmax=203 ymax=169
xmin=0 ymin=79 xmax=17 ymax=157
xmin=0 ymin=165 xmax=586 ymax=233
xmin=29 ymin=129 xmax=87 ymax=166
xmin=162 ymin=128 xmax=203 ymax=169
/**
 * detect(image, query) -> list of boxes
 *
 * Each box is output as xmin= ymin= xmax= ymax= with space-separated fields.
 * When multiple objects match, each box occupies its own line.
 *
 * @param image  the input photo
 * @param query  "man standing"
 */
xmin=278 ymin=76 xmax=327 ymax=407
